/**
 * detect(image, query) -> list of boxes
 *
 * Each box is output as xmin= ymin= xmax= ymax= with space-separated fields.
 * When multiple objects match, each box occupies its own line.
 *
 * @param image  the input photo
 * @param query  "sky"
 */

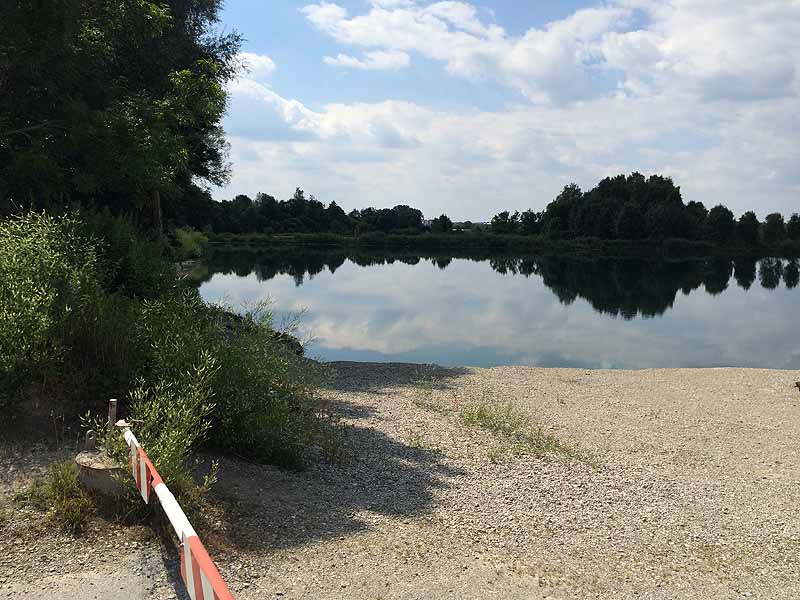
xmin=216 ymin=0 xmax=800 ymax=221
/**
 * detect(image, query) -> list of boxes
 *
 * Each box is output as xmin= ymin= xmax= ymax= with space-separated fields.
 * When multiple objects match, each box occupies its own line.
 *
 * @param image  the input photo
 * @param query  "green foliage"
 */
xmin=737 ymin=211 xmax=760 ymax=246
xmin=129 ymin=351 xmax=218 ymax=491
xmin=3 ymin=211 xmax=328 ymax=485
xmin=130 ymin=287 xmax=326 ymax=470
xmin=175 ymin=227 xmax=209 ymax=260
xmin=615 ymin=203 xmax=646 ymax=240
xmin=491 ymin=210 xmax=520 ymax=234
xmin=520 ymin=209 xmax=542 ymax=235
xmin=16 ymin=461 xmax=91 ymax=534
xmin=168 ymin=172 xmax=796 ymax=253
xmin=460 ymin=396 xmax=574 ymax=460
xmin=0 ymin=212 xmax=102 ymax=403
xmin=210 ymin=304 xmax=324 ymax=469
xmin=77 ymin=208 xmax=175 ymax=298
xmin=787 ymin=214 xmax=800 ymax=241
xmin=705 ymin=205 xmax=735 ymax=243
xmin=430 ymin=214 xmax=453 ymax=233
xmin=545 ymin=217 xmax=562 ymax=240
xmin=762 ymin=213 xmax=787 ymax=245
xmin=0 ymin=0 xmax=240 ymax=216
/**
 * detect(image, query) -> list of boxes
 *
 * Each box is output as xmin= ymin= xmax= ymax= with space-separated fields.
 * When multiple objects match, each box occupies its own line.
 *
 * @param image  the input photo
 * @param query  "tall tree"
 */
xmin=705 ymin=205 xmax=735 ymax=243
xmin=736 ymin=211 xmax=760 ymax=246
xmin=519 ymin=209 xmax=541 ymax=235
xmin=762 ymin=213 xmax=787 ymax=245
xmin=787 ymin=214 xmax=800 ymax=241
xmin=0 ymin=0 xmax=240 ymax=229
xmin=431 ymin=214 xmax=453 ymax=233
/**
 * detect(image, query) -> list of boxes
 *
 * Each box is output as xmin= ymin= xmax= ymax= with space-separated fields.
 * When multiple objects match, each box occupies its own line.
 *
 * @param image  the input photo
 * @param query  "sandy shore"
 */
xmin=2 ymin=363 xmax=800 ymax=599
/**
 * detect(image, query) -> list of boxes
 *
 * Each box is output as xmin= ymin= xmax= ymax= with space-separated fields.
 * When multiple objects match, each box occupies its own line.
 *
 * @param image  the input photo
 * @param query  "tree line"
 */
xmin=492 ymin=174 xmax=799 ymax=246
xmin=183 ymin=174 xmax=799 ymax=248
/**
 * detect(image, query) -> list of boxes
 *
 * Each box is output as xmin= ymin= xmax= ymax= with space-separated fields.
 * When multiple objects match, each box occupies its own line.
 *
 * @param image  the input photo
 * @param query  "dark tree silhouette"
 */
xmin=705 ymin=205 xmax=735 ymax=243
xmin=736 ymin=211 xmax=760 ymax=246
xmin=431 ymin=214 xmax=453 ymax=233
xmin=763 ymin=213 xmax=787 ymax=245
xmin=787 ymin=214 xmax=800 ymax=241
xmin=784 ymin=259 xmax=800 ymax=289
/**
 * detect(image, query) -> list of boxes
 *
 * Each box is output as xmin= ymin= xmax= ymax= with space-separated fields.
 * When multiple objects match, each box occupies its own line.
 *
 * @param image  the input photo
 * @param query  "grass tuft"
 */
xmin=460 ymin=395 xmax=578 ymax=461
xmin=15 ymin=461 xmax=92 ymax=534
xmin=413 ymin=380 xmax=451 ymax=414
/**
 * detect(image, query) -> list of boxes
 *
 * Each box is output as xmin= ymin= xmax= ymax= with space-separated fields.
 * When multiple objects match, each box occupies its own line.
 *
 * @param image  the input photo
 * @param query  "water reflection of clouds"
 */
xmin=199 ymin=258 xmax=800 ymax=369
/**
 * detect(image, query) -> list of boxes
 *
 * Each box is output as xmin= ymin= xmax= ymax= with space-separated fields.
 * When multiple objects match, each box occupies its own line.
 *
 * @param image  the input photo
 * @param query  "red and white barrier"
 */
xmin=120 ymin=423 xmax=234 ymax=600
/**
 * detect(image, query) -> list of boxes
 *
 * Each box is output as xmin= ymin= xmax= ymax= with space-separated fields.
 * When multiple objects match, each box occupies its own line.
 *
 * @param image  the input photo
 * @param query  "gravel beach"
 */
xmin=2 ymin=362 xmax=799 ymax=599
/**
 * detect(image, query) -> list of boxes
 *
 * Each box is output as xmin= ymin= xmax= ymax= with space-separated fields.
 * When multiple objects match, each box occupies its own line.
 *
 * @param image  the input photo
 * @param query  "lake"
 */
xmin=196 ymin=249 xmax=800 ymax=369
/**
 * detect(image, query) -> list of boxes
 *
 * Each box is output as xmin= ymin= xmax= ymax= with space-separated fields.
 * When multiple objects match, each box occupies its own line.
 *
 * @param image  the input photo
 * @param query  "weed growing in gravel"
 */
xmin=413 ymin=393 xmax=450 ymax=414
xmin=405 ymin=428 xmax=425 ymax=449
xmin=460 ymin=395 xmax=576 ymax=460
xmin=15 ymin=461 xmax=92 ymax=534
xmin=413 ymin=380 xmax=451 ymax=414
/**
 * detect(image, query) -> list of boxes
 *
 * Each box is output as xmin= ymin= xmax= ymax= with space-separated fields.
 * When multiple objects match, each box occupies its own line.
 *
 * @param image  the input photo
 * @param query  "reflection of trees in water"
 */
xmin=760 ymin=258 xmax=783 ymax=290
xmin=200 ymin=249 xmax=798 ymax=319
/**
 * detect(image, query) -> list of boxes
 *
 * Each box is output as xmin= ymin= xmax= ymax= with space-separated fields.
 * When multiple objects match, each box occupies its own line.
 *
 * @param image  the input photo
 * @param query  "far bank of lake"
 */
xmin=195 ymin=248 xmax=800 ymax=370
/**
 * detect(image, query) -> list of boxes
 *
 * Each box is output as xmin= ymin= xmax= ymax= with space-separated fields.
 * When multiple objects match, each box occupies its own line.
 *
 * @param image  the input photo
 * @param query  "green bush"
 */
xmin=78 ymin=208 xmax=174 ymax=299
xmin=133 ymin=289 xmax=325 ymax=469
xmin=175 ymin=227 xmax=209 ymax=260
xmin=0 ymin=212 xmax=102 ymax=406
xmin=128 ymin=350 xmax=218 ymax=492
xmin=3 ymin=210 xmax=328 ymax=502
xmin=210 ymin=304 xmax=323 ymax=469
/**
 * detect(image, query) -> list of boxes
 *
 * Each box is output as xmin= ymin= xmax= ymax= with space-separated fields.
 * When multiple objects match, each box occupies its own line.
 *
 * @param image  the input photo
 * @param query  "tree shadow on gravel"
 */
xmin=319 ymin=361 xmax=471 ymax=395
xmin=208 ymin=394 xmax=466 ymax=553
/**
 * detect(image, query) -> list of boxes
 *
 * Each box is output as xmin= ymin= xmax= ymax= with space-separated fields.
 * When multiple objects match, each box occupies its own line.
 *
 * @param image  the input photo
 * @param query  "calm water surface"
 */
xmin=197 ymin=250 xmax=800 ymax=369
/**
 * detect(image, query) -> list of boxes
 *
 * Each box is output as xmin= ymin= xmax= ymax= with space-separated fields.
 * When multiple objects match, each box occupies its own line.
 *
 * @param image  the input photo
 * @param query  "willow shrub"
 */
xmin=135 ymin=289 xmax=324 ymax=469
xmin=211 ymin=304 xmax=324 ymax=469
xmin=0 ymin=212 xmax=103 ymax=407
xmin=2 ymin=211 xmax=327 ymax=479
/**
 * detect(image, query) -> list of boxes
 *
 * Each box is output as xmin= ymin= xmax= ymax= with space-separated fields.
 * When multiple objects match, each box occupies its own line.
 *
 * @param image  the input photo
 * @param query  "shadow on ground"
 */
xmin=320 ymin=361 xmax=471 ymax=395
xmin=210 ymin=390 xmax=466 ymax=553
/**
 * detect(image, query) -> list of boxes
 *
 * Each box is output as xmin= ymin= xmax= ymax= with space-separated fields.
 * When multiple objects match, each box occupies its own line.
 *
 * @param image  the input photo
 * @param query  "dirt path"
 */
xmin=2 ymin=363 xmax=800 ymax=599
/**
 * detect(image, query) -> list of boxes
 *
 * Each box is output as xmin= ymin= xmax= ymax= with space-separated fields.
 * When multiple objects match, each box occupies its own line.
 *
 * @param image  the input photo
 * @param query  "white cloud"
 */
xmin=324 ymin=49 xmax=411 ymax=70
xmin=301 ymin=0 xmax=800 ymax=105
xmin=219 ymin=1 xmax=800 ymax=219
xmin=236 ymin=52 xmax=276 ymax=79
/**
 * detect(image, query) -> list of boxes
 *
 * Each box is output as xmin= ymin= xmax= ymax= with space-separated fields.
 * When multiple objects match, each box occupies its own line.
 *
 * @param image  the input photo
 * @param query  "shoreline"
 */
xmin=205 ymin=232 xmax=800 ymax=260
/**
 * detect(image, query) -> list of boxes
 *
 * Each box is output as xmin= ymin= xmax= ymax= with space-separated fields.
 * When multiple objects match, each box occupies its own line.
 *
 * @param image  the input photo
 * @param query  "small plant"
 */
xmin=405 ymin=428 xmax=425 ymax=449
xmin=487 ymin=445 xmax=508 ymax=464
xmin=16 ymin=461 xmax=92 ymax=534
xmin=412 ymin=378 xmax=451 ymax=414
xmin=413 ymin=390 xmax=450 ymax=414
xmin=460 ymin=393 xmax=575 ymax=460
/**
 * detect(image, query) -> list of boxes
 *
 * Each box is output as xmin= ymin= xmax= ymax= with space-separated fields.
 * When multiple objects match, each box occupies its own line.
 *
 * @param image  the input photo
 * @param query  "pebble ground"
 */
xmin=2 ymin=363 xmax=799 ymax=599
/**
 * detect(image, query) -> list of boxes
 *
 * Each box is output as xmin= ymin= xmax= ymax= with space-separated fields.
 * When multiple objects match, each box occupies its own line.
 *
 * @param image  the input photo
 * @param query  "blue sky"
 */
xmin=216 ymin=1 xmax=800 ymax=220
